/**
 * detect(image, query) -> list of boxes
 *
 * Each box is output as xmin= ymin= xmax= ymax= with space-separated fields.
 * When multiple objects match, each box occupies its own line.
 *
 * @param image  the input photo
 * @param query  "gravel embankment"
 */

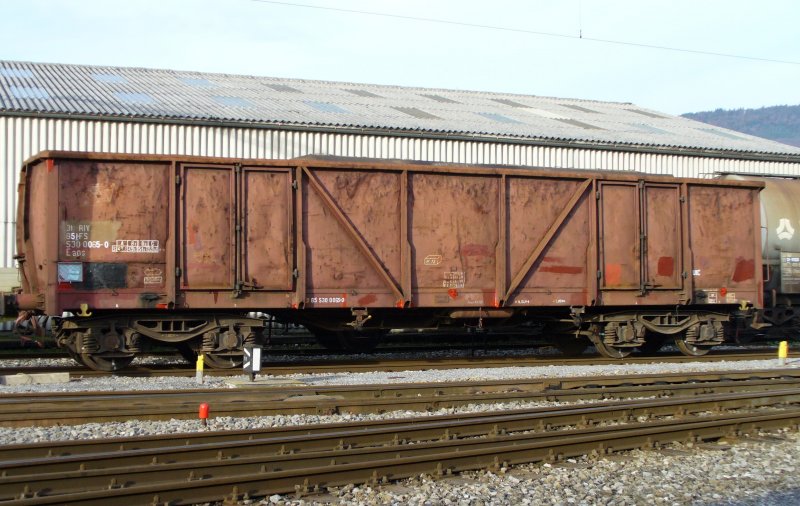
xmin=1 ymin=357 xmax=797 ymax=394
xmin=1 ymin=355 xmax=799 ymax=505
xmin=260 ymin=430 xmax=800 ymax=506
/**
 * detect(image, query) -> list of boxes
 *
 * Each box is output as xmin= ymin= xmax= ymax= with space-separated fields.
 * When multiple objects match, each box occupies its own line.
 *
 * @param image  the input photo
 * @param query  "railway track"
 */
xmin=0 ymin=349 xmax=785 ymax=378
xmin=1 ymin=388 xmax=798 ymax=504
xmin=1 ymin=368 xmax=799 ymax=427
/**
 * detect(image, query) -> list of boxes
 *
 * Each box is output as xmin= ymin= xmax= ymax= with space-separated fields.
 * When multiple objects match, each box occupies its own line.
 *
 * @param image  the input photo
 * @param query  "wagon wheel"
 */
xmin=178 ymin=344 xmax=245 ymax=369
xmin=589 ymin=323 xmax=633 ymax=359
xmin=674 ymin=337 xmax=712 ymax=356
xmin=552 ymin=337 xmax=590 ymax=356
xmin=80 ymin=353 xmax=135 ymax=372
xmin=202 ymin=351 xmax=243 ymax=369
xmin=66 ymin=348 xmax=86 ymax=367
xmin=674 ymin=324 xmax=716 ymax=357
xmin=55 ymin=329 xmax=88 ymax=367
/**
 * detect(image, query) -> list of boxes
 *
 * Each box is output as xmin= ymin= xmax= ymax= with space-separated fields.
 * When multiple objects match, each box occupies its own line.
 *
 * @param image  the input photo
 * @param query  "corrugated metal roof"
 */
xmin=1 ymin=59 xmax=798 ymax=156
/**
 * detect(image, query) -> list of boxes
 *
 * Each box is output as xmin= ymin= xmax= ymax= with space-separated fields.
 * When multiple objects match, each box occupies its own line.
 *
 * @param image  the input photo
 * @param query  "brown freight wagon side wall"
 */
xmin=293 ymin=165 xmax=596 ymax=310
xmin=17 ymin=152 xmax=764 ymax=320
xmin=16 ymin=159 xmax=53 ymax=311
xmin=35 ymin=159 xmax=172 ymax=314
xmin=688 ymin=185 xmax=762 ymax=306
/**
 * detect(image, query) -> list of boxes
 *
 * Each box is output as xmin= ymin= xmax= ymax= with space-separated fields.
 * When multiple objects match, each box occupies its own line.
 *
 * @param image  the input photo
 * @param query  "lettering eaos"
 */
xmin=309 ymin=297 xmax=346 ymax=304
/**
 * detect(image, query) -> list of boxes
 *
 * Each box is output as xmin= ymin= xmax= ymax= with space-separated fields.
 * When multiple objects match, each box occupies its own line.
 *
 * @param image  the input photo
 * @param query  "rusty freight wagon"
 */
xmin=10 ymin=152 xmax=764 ymax=370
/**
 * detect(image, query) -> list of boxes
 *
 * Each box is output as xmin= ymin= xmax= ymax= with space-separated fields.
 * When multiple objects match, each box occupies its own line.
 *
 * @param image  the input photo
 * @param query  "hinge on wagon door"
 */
xmin=292 ymin=180 xmax=298 ymax=190
xmin=234 ymin=163 xmax=242 ymax=173
xmin=176 ymin=175 xmax=182 ymax=185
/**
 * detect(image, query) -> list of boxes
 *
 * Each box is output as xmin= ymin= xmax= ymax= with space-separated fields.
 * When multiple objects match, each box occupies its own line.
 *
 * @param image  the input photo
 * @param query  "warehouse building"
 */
xmin=2 ymin=59 xmax=800 ymax=284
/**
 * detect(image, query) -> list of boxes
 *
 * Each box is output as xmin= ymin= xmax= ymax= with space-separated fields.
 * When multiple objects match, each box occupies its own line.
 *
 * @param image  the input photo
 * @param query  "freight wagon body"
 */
xmin=723 ymin=175 xmax=800 ymax=335
xmin=13 ymin=152 xmax=764 ymax=370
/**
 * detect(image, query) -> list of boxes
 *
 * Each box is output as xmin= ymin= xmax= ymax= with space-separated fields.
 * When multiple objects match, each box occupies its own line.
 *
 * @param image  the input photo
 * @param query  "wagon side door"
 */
xmin=238 ymin=167 xmax=294 ymax=291
xmin=179 ymin=164 xmax=295 ymax=299
xmin=642 ymin=183 xmax=683 ymax=292
xmin=599 ymin=182 xmax=641 ymax=292
xmin=180 ymin=164 xmax=236 ymax=291
xmin=599 ymin=180 xmax=684 ymax=304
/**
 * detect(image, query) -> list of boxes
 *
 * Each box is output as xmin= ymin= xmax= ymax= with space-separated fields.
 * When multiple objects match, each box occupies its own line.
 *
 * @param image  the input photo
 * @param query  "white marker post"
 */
xmin=243 ymin=345 xmax=262 ymax=382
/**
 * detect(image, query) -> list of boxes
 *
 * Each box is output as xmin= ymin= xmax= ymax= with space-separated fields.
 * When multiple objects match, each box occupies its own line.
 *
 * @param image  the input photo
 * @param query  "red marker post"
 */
xmin=199 ymin=402 xmax=209 ymax=427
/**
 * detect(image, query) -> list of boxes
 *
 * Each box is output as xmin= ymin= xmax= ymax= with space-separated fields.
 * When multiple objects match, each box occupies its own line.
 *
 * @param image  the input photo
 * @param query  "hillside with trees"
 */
xmin=683 ymin=104 xmax=800 ymax=147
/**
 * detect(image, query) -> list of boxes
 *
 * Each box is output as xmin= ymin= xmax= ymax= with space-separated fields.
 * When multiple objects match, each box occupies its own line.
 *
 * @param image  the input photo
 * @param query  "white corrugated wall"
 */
xmin=3 ymin=114 xmax=800 ymax=269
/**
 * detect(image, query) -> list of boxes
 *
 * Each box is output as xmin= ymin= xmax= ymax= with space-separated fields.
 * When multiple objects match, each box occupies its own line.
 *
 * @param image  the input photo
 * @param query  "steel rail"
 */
xmin=1 ymin=369 xmax=799 ymax=427
xmin=1 ymin=390 xmax=799 ymax=504
xmin=0 ymin=371 xmax=797 ymax=461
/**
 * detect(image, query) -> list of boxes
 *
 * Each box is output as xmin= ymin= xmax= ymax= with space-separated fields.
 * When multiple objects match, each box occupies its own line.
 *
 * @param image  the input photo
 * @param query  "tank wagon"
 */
xmin=6 ymin=152 xmax=764 ymax=371
xmin=723 ymin=175 xmax=800 ymax=338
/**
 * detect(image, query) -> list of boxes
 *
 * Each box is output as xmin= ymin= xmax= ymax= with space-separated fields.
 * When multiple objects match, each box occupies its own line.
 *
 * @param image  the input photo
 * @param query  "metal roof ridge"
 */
xmin=0 ymin=59 xmax=637 ymax=108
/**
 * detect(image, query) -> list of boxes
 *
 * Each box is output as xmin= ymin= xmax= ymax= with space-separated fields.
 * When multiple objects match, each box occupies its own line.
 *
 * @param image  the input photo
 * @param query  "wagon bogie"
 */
xmin=55 ymin=313 xmax=265 ymax=370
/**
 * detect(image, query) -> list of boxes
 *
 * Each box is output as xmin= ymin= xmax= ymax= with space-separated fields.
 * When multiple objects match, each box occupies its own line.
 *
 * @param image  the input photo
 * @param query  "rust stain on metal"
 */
xmin=539 ymin=265 xmax=583 ymax=274
xmin=357 ymin=294 xmax=377 ymax=306
xmin=460 ymin=244 xmax=492 ymax=257
xmin=605 ymin=263 xmax=623 ymax=286
xmin=657 ymin=256 xmax=675 ymax=277
xmin=732 ymin=258 xmax=755 ymax=282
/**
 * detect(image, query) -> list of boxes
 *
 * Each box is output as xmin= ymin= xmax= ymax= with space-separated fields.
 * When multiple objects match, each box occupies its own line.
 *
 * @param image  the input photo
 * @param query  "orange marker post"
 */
xmin=199 ymin=402 xmax=209 ymax=427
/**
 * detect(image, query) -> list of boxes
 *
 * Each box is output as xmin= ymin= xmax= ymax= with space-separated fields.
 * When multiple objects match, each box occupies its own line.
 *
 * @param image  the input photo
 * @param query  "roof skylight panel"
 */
xmin=491 ymin=98 xmax=530 ymax=108
xmin=0 ymin=68 xmax=34 ymax=79
xmin=392 ymin=107 xmax=441 ymax=120
xmin=306 ymin=101 xmax=349 ymax=114
xmin=266 ymin=83 xmax=303 ymax=93
xmin=10 ymin=86 xmax=49 ymax=99
xmin=180 ymin=77 xmax=216 ymax=88
xmin=114 ymin=92 xmax=156 ymax=104
xmin=90 ymin=73 xmax=127 ymax=84
xmin=626 ymin=108 xmax=668 ymax=119
xmin=420 ymin=93 xmax=459 ymax=104
xmin=555 ymin=118 xmax=602 ymax=130
xmin=630 ymin=123 xmax=671 ymax=135
xmin=345 ymin=89 xmax=382 ymax=98
xmin=476 ymin=112 xmax=521 ymax=124
xmin=561 ymin=104 xmax=600 ymax=114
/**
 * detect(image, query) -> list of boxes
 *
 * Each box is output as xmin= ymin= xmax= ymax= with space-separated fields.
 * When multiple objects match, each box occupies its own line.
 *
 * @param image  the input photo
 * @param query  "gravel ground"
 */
xmin=0 ymin=357 xmax=797 ymax=394
xmin=255 ymin=430 xmax=800 ymax=506
xmin=1 ymin=355 xmax=799 ymax=505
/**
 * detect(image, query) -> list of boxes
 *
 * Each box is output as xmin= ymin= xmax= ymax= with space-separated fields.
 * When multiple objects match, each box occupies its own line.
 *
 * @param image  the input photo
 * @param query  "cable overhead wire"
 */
xmin=251 ymin=0 xmax=800 ymax=66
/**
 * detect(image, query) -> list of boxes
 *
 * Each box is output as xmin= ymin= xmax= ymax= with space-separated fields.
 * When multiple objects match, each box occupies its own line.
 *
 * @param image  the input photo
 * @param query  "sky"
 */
xmin=0 ymin=0 xmax=798 ymax=115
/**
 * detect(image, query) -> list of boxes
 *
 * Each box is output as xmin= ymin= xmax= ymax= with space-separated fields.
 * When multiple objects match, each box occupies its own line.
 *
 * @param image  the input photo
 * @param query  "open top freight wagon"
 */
xmin=11 ymin=152 xmax=763 ymax=370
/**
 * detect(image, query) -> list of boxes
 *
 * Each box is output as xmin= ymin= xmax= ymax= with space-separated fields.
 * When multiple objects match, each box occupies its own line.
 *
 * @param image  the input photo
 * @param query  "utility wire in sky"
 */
xmin=251 ymin=0 xmax=800 ymax=66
